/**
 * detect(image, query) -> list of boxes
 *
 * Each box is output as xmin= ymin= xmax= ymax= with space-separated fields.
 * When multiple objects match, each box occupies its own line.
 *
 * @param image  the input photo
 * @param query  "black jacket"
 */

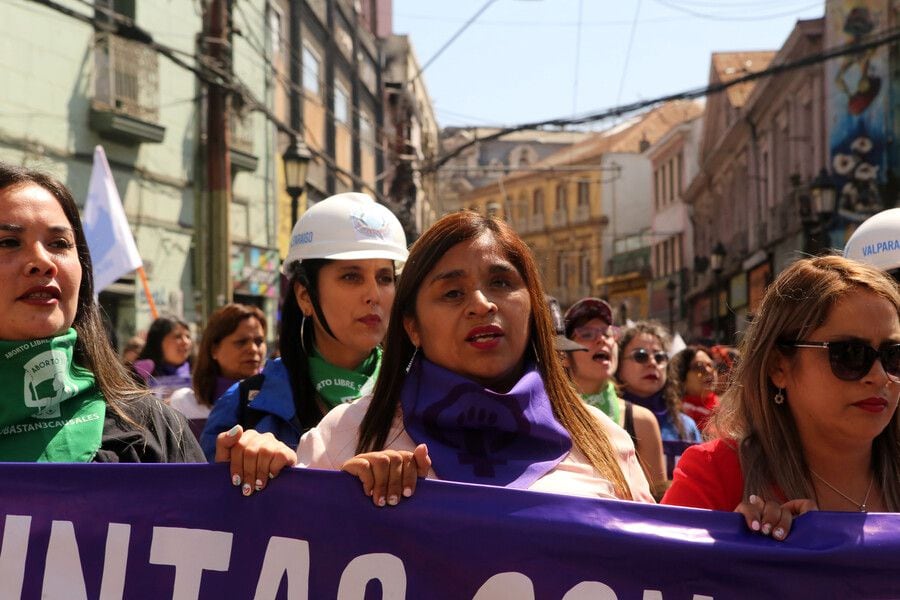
xmin=93 ymin=395 xmax=206 ymax=463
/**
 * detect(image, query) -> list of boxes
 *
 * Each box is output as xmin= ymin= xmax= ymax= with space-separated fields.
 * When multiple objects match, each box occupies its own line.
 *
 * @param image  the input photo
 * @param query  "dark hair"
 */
xmin=669 ymin=344 xmax=714 ymax=398
xmin=193 ymin=303 xmax=267 ymax=407
xmin=138 ymin=315 xmax=193 ymax=375
xmin=617 ymin=321 xmax=690 ymax=441
xmin=0 ymin=162 xmax=148 ymax=421
xmin=280 ymin=258 xmax=331 ymax=430
xmin=357 ymin=211 xmax=633 ymax=499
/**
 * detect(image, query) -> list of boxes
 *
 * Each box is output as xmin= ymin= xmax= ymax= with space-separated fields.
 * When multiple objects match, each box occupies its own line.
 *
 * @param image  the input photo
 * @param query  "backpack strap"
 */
xmin=236 ymin=372 xmax=308 ymax=436
xmin=236 ymin=373 xmax=267 ymax=430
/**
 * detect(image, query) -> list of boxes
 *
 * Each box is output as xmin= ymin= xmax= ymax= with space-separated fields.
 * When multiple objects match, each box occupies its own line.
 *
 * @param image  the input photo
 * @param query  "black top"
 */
xmin=623 ymin=400 xmax=637 ymax=448
xmin=93 ymin=395 xmax=206 ymax=463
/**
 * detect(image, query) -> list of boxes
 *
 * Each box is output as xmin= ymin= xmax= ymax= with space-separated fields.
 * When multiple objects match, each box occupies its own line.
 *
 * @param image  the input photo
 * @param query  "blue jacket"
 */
xmin=200 ymin=358 xmax=304 ymax=462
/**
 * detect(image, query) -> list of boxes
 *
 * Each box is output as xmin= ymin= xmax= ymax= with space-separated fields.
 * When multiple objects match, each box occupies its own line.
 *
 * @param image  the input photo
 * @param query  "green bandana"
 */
xmin=308 ymin=346 xmax=381 ymax=410
xmin=582 ymin=381 xmax=621 ymax=425
xmin=0 ymin=329 xmax=106 ymax=462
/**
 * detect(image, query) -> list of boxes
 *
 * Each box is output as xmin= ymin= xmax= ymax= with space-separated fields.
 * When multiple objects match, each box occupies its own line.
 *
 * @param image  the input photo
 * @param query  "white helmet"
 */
xmin=843 ymin=208 xmax=900 ymax=271
xmin=282 ymin=192 xmax=408 ymax=275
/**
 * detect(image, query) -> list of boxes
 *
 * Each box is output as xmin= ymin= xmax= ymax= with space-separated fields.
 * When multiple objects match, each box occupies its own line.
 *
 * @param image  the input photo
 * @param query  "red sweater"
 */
xmin=661 ymin=438 xmax=744 ymax=511
xmin=681 ymin=392 xmax=718 ymax=433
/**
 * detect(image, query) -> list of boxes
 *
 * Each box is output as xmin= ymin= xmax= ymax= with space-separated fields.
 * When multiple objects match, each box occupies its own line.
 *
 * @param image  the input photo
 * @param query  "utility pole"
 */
xmin=205 ymin=0 xmax=232 ymax=317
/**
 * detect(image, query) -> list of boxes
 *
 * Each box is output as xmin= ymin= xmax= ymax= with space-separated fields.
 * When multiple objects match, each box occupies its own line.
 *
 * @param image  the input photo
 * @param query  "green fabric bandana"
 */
xmin=0 ymin=329 xmax=106 ymax=462
xmin=308 ymin=346 xmax=381 ymax=410
xmin=582 ymin=381 xmax=620 ymax=425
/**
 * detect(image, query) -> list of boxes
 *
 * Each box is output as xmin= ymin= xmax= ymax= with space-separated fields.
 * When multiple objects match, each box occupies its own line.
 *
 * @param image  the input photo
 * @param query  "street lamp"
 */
xmin=710 ymin=241 xmax=726 ymax=344
xmin=282 ymin=137 xmax=312 ymax=226
xmin=810 ymin=168 xmax=838 ymax=223
xmin=666 ymin=278 xmax=677 ymax=333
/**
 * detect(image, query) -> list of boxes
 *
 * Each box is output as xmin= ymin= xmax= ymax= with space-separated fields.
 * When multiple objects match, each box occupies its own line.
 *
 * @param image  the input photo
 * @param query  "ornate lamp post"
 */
xmin=282 ymin=137 xmax=312 ymax=226
xmin=710 ymin=241 xmax=727 ymax=344
xmin=666 ymin=278 xmax=677 ymax=333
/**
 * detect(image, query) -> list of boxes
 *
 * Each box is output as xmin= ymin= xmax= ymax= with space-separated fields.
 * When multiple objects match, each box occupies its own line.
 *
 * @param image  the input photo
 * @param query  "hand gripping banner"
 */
xmin=0 ymin=463 xmax=898 ymax=599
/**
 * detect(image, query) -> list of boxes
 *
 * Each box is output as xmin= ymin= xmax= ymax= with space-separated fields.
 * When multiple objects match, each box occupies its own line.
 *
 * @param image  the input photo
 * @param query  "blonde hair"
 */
xmin=713 ymin=255 xmax=900 ymax=509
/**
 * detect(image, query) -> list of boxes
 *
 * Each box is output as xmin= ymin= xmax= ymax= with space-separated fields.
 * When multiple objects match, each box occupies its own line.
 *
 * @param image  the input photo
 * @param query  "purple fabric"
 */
xmin=0 ymin=464 xmax=898 ymax=598
xmin=400 ymin=358 xmax=571 ymax=488
xmin=213 ymin=376 xmax=238 ymax=404
xmin=623 ymin=389 xmax=667 ymax=419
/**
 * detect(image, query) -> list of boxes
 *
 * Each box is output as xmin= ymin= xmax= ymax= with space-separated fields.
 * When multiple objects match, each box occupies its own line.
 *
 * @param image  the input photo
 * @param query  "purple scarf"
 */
xmin=213 ymin=376 xmax=239 ymax=404
xmin=400 ymin=358 xmax=572 ymax=489
xmin=623 ymin=389 xmax=667 ymax=421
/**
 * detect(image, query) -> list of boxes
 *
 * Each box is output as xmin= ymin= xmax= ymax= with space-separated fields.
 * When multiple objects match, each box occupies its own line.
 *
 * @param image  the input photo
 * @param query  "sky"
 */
xmin=392 ymin=0 xmax=826 ymax=130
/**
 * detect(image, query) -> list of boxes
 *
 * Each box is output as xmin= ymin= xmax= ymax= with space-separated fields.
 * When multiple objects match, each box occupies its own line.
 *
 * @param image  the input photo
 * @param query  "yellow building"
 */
xmin=458 ymin=101 xmax=703 ymax=310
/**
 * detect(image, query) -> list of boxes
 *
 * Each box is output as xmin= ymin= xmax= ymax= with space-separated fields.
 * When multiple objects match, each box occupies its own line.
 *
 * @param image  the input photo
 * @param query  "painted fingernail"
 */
xmin=268 ymin=472 xmax=275 ymax=479
xmin=762 ymin=523 xmax=772 ymax=536
xmin=773 ymin=527 xmax=785 ymax=540
xmin=232 ymin=474 xmax=241 ymax=486
xmin=255 ymin=479 xmax=264 ymax=491
xmin=388 ymin=495 xmax=399 ymax=506
xmin=749 ymin=494 xmax=759 ymax=505
xmin=403 ymin=487 xmax=413 ymax=498
xmin=377 ymin=496 xmax=386 ymax=507
xmin=751 ymin=520 xmax=760 ymax=531
xmin=242 ymin=483 xmax=252 ymax=496
xmin=227 ymin=425 xmax=241 ymax=437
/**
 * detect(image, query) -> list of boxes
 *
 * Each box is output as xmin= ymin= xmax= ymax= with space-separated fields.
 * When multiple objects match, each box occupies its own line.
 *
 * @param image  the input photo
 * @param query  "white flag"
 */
xmin=82 ymin=145 xmax=142 ymax=293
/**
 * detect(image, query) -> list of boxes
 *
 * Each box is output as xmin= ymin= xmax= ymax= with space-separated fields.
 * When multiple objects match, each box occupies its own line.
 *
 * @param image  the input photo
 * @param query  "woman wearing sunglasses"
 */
xmin=662 ymin=255 xmax=900 ymax=540
xmin=563 ymin=298 xmax=667 ymax=499
xmin=669 ymin=345 xmax=719 ymax=433
xmin=615 ymin=322 xmax=702 ymax=444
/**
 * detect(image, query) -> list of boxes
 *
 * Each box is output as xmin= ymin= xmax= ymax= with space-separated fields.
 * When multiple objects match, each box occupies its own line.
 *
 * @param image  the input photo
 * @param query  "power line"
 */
xmin=407 ymin=0 xmax=499 ymax=88
xmin=426 ymin=24 xmax=900 ymax=172
xmin=29 ymin=0 xmax=385 ymax=199
xmin=651 ymin=0 xmax=822 ymax=22
xmin=616 ymin=0 xmax=643 ymax=105
xmin=571 ymin=0 xmax=584 ymax=117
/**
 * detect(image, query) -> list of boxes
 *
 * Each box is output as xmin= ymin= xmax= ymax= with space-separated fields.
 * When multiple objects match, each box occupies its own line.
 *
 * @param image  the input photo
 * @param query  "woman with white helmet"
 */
xmin=199 ymin=192 xmax=408 ymax=463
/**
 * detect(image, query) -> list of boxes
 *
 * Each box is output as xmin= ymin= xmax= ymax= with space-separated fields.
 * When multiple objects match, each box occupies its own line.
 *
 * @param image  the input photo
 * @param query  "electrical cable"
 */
xmin=427 ymin=23 xmax=900 ymax=172
xmin=616 ymin=0 xmax=643 ymax=105
xmin=407 ymin=0 xmax=499 ymax=88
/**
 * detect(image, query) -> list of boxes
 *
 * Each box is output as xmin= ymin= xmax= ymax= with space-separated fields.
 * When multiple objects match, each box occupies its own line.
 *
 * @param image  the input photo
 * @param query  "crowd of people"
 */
xmin=4 ymin=160 xmax=899 ymax=544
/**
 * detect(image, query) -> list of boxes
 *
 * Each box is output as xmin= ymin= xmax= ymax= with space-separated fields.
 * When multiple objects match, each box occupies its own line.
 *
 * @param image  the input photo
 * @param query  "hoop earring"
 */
xmin=532 ymin=340 xmax=541 ymax=364
xmin=774 ymin=388 xmax=785 ymax=405
xmin=300 ymin=314 xmax=308 ymax=354
xmin=406 ymin=346 xmax=419 ymax=373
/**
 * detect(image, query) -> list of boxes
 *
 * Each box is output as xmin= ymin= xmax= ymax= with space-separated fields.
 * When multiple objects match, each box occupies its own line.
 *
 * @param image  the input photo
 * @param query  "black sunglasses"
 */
xmin=779 ymin=340 xmax=900 ymax=382
xmin=627 ymin=348 xmax=669 ymax=365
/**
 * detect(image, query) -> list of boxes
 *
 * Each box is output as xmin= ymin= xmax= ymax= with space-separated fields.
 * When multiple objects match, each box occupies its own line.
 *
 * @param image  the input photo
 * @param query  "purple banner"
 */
xmin=1 ymin=464 xmax=898 ymax=599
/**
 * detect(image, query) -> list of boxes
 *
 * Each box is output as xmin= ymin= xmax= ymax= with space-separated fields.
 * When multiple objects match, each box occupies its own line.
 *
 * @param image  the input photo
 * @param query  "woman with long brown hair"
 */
xmin=291 ymin=212 xmax=653 ymax=505
xmin=169 ymin=303 xmax=267 ymax=436
xmin=663 ymin=255 xmax=900 ymax=539
xmin=0 ymin=162 xmax=203 ymax=462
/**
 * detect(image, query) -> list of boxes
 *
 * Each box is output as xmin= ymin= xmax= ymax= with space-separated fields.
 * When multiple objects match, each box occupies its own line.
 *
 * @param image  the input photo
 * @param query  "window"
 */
xmin=580 ymin=255 xmax=591 ymax=286
xmin=668 ymin=159 xmax=675 ymax=204
xmin=676 ymin=152 xmax=683 ymax=197
xmin=359 ymin=112 xmax=374 ymax=147
xmin=577 ymin=181 xmax=589 ymax=206
xmin=334 ymin=81 xmax=350 ymax=124
xmin=532 ymin=189 xmax=544 ymax=215
xmin=555 ymin=184 xmax=567 ymax=212
xmin=653 ymin=169 xmax=660 ymax=210
xmin=557 ymin=253 xmax=567 ymax=287
xmin=302 ymin=44 xmax=321 ymax=95
xmin=268 ymin=5 xmax=283 ymax=58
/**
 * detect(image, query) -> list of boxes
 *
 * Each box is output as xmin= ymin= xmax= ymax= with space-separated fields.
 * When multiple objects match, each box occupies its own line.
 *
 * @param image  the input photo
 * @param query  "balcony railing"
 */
xmin=573 ymin=205 xmax=590 ymax=223
xmin=93 ymin=33 xmax=160 ymax=123
xmin=529 ymin=214 xmax=545 ymax=231
xmin=552 ymin=211 xmax=568 ymax=228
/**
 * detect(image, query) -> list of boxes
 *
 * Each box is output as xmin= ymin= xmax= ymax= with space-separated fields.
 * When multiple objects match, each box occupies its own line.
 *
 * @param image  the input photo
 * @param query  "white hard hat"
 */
xmin=282 ymin=192 xmax=408 ymax=275
xmin=843 ymin=208 xmax=900 ymax=271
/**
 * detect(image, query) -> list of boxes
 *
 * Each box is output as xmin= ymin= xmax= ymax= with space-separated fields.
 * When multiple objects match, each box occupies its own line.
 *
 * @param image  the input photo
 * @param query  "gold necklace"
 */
xmin=809 ymin=469 xmax=874 ymax=512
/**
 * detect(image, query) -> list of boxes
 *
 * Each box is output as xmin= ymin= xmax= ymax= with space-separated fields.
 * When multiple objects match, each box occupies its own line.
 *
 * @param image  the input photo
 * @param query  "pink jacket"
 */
xmin=297 ymin=395 xmax=655 ymax=503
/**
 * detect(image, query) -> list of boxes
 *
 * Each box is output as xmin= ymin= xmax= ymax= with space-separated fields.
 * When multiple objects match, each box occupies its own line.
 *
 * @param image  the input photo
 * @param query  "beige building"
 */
xmin=684 ymin=19 xmax=827 ymax=342
xmin=458 ymin=101 xmax=702 ymax=310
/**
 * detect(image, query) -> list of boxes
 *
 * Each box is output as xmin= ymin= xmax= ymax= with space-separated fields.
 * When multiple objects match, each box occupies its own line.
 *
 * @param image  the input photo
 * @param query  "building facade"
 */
xmin=457 ymin=101 xmax=702 ymax=311
xmin=684 ymin=21 xmax=826 ymax=343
